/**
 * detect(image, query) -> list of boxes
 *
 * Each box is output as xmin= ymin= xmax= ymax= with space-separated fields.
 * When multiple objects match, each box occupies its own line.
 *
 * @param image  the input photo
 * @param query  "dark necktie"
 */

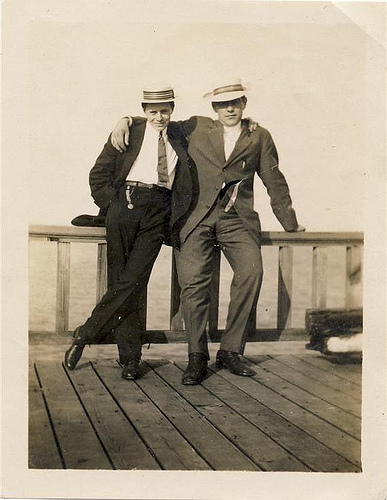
xmin=157 ymin=132 xmax=169 ymax=187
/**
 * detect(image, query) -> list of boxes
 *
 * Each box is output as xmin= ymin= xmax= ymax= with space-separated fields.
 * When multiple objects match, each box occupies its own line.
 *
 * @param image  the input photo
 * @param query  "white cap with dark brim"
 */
xmin=203 ymin=78 xmax=248 ymax=102
xmin=141 ymin=85 xmax=176 ymax=104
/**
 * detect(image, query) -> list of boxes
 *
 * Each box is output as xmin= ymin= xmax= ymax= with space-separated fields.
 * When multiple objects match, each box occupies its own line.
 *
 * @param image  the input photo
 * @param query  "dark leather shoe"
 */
xmin=64 ymin=344 xmax=85 ymax=370
xmin=122 ymin=358 xmax=140 ymax=380
xmin=182 ymin=353 xmax=208 ymax=385
xmin=64 ymin=327 xmax=85 ymax=370
xmin=216 ymin=350 xmax=255 ymax=377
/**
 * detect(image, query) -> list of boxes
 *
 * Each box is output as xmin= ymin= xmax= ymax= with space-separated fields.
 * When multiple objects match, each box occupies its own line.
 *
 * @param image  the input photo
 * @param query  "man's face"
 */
xmin=213 ymin=98 xmax=246 ymax=127
xmin=144 ymin=102 xmax=173 ymax=131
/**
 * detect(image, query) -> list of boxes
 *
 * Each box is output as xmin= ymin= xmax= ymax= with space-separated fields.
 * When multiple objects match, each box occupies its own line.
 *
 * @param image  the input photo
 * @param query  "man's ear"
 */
xmin=241 ymin=96 xmax=248 ymax=110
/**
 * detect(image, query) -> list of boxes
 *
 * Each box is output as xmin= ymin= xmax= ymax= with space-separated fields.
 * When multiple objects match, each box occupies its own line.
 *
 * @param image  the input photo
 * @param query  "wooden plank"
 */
xmin=93 ymin=360 xmax=211 ymax=470
xmin=245 ymin=356 xmax=361 ymax=440
xmin=200 ymin=364 xmax=359 ymax=472
xmin=208 ymin=246 xmax=221 ymax=337
xmin=29 ymin=225 xmax=364 ymax=246
xmin=96 ymin=243 xmax=107 ymax=303
xmin=138 ymin=361 xmax=258 ymax=471
xmin=29 ymin=328 xmax=309 ymax=345
xmin=274 ymin=355 xmax=362 ymax=401
xmin=55 ymin=241 xmax=71 ymax=333
xmin=292 ymin=354 xmax=362 ymax=386
xmin=67 ymin=362 xmax=160 ymax=470
xmin=36 ymin=361 xmax=112 ymax=469
xmin=346 ymin=246 xmax=363 ymax=307
xmin=149 ymin=360 xmax=310 ymax=472
xmin=29 ymin=364 xmax=63 ymax=469
xmin=277 ymin=246 xmax=293 ymax=330
xmin=312 ymin=246 xmax=328 ymax=308
xmin=259 ymin=358 xmax=362 ymax=418
xmin=214 ymin=361 xmax=361 ymax=467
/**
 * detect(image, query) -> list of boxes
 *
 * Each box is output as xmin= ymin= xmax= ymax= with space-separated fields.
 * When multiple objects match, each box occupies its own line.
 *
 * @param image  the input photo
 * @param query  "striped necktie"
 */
xmin=157 ymin=132 xmax=169 ymax=187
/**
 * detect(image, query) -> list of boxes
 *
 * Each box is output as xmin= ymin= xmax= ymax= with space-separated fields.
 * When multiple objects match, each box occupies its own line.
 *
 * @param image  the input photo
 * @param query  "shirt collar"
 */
xmin=145 ymin=122 xmax=168 ymax=139
xmin=223 ymin=122 xmax=242 ymax=135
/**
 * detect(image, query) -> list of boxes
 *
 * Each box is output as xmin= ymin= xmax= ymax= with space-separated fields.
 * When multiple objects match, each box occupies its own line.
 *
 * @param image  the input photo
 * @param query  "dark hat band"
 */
xmin=143 ymin=89 xmax=175 ymax=101
xmin=213 ymin=83 xmax=245 ymax=96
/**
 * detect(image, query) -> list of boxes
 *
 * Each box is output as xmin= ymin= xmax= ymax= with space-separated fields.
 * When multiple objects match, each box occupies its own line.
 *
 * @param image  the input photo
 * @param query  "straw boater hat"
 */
xmin=141 ymin=85 xmax=176 ymax=104
xmin=204 ymin=77 xmax=249 ymax=102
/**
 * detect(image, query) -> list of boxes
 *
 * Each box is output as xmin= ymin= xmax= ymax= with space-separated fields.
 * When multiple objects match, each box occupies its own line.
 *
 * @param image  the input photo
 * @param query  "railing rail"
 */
xmin=29 ymin=225 xmax=364 ymax=341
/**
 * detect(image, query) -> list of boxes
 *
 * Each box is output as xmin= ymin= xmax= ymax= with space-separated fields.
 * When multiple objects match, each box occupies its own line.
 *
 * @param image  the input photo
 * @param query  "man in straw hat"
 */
xmin=111 ymin=77 xmax=305 ymax=385
xmin=64 ymin=85 xmax=194 ymax=380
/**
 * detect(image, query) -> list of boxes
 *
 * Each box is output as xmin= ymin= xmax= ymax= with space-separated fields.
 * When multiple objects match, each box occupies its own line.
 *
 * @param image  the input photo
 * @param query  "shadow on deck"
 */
xmin=29 ymin=341 xmax=362 ymax=472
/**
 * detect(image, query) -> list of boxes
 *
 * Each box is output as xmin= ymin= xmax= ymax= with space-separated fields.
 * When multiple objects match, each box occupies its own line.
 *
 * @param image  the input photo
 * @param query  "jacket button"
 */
xmin=214 ymin=186 xmax=219 ymax=191
xmin=206 ymin=204 xmax=210 ymax=209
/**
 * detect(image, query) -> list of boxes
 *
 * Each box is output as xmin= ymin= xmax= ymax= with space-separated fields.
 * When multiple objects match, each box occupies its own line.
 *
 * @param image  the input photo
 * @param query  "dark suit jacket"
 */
xmin=174 ymin=116 xmax=299 ymax=247
xmin=89 ymin=118 xmax=193 ymax=247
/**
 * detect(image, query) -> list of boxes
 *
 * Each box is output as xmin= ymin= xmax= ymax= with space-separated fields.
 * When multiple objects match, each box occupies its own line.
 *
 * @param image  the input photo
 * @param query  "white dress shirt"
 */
xmin=223 ymin=122 xmax=242 ymax=161
xmin=126 ymin=124 xmax=178 ymax=189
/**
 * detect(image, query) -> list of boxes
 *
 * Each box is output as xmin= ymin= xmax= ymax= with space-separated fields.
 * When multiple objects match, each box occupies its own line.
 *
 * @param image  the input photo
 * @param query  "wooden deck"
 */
xmin=29 ymin=340 xmax=362 ymax=472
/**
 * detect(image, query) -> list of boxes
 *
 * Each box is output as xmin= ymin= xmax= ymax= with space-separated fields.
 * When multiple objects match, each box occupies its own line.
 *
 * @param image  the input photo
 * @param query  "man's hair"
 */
xmin=212 ymin=96 xmax=247 ymax=112
xmin=141 ymin=101 xmax=175 ymax=112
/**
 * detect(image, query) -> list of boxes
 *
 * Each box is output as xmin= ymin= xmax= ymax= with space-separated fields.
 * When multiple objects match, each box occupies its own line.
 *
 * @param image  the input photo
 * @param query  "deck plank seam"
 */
xmin=245 ymin=356 xmax=362 ymax=421
xmin=136 ymin=359 xmax=250 ymax=471
xmin=209 ymin=361 xmax=361 ymax=467
xmin=62 ymin=362 xmax=116 ymax=470
xmin=146 ymin=360 xmax=295 ymax=472
xmin=202 ymin=364 xmax=361 ymax=470
xmin=245 ymin=363 xmax=361 ymax=442
xmin=90 ymin=360 xmax=167 ymax=470
xmin=172 ymin=363 xmax=315 ymax=472
xmin=201 ymin=365 xmax=360 ymax=472
xmin=268 ymin=355 xmax=362 ymax=401
xmin=264 ymin=355 xmax=362 ymax=404
xmin=33 ymin=363 xmax=66 ymax=469
xmin=290 ymin=355 xmax=362 ymax=386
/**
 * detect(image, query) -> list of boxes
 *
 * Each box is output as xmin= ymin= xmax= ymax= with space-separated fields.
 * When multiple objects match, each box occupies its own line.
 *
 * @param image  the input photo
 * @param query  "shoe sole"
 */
xmin=216 ymin=359 xmax=255 ymax=377
xmin=182 ymin=379 xmax=202 ymax=385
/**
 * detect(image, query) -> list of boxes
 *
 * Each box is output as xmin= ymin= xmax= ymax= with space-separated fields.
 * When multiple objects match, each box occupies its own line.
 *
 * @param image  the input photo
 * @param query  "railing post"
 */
xmin=277 ymin=246 xmax=293 ymax=331
xmin=96 ymin=243 xmax=107 ymax=303
xmin=345 ymin=245 xmax=362 ymax=307
xmin=170 ymin=250 xmax=183 ymax=331
xmin=56 ymin=240 xmax=71 ymax=333
xmin=312 ymin=246 xmax=328 ymax=308
xmin=208 ymin=246 xmax=221 ymax=338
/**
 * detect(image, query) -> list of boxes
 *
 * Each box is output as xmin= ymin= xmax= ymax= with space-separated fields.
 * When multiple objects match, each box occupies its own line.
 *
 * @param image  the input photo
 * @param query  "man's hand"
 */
xmin=292 ymin=225 xmax=306 ymax=232
xmin=111 ymin=117 xmax=131 ymax=152
xmin=245 ymin=117 xmax=259 ymax=133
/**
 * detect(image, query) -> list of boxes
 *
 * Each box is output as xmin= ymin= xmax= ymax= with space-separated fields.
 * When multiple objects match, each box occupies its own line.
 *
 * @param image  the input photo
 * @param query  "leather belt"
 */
xmin=125 ymin=181 xmax=170 ymax=193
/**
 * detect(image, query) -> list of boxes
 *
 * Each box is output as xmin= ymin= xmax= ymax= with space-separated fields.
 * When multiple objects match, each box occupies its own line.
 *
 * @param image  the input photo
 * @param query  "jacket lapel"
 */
xmin=167 ymin=130 xmax=186 ymax=162
xmin=208 ymin=121 xmax=226 ymax=165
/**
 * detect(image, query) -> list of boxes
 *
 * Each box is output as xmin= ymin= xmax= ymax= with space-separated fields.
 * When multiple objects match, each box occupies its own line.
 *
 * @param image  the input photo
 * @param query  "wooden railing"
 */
xmin=29 ymin=225 xmax=363 ymax=342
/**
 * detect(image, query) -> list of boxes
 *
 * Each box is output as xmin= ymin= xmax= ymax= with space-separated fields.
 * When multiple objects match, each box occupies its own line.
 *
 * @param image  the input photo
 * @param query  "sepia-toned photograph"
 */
xmin=2 ymin=1 xmax=386 ymax=499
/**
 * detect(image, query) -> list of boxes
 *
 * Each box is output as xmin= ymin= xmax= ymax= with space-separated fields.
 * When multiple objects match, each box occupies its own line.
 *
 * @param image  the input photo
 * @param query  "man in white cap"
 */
xmin=111 ymin=78 xmax=305 ymax=385
xmin=64 ymin=86 xmax=193 ymax=380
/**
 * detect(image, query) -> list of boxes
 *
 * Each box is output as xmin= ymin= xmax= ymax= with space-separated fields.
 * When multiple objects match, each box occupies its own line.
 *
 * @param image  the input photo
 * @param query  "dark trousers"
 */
xmin=77 ymin=184 xmax=171 ymax=362
xmin=175 ymin=203 xmax=263 ymax=358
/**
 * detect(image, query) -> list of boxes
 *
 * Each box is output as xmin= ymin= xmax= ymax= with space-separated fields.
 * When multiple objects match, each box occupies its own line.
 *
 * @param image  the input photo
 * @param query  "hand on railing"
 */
xmin=288 ymin=225 xmax=306 ymax=232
